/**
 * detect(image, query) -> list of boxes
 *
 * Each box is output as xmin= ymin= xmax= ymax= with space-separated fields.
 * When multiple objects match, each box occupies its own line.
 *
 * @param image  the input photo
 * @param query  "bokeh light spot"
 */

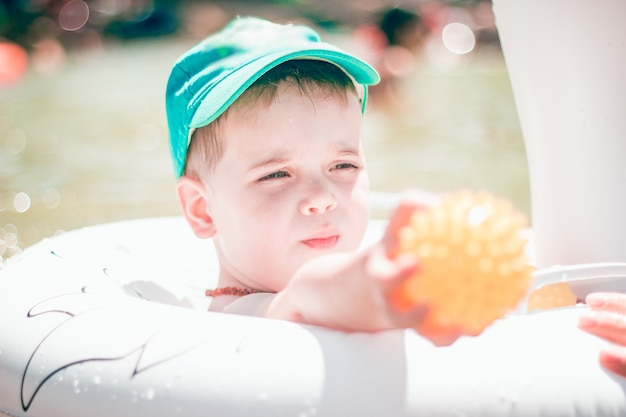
xmin=442 ymin=22 xmax=475 ymax=55
xmin=32 ymin=38 xmax=66 ymax=75
xmin=0 ymin=224 xmax=21 ymax=263
xmin=43 ymin=188 xmax=61 ymax=209
xmin=0 ymin=42 xmax=29 ymax=85
xmin=13 ymin=192 xmax=31 ymax=213
xmin=59 ymin=0 xmax=90 ymax=32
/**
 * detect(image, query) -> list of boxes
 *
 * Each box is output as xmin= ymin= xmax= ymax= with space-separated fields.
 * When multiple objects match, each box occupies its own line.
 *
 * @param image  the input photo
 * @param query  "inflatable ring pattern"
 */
xmin=1 ymin=217 xmax=625 ymax=417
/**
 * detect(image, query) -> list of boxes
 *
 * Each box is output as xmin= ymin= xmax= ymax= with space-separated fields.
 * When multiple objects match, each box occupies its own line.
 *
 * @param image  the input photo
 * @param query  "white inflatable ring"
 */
xmin=1 ymin=217 xmax=626 ymax=417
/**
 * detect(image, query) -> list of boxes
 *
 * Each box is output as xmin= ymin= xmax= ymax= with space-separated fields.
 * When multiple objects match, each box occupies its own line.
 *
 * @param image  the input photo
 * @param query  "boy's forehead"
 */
xmin=222 ymin=88 xmax=363 ymax=147
xmin=225 ymin=81 xmax=361 ymax=123
xmin=166 ymin=17 xmax=380 ymax=178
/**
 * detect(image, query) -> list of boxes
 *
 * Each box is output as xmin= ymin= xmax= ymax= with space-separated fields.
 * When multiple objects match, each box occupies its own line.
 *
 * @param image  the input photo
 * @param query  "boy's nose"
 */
xmin=299 ymin=181 xmax=337 ymax=215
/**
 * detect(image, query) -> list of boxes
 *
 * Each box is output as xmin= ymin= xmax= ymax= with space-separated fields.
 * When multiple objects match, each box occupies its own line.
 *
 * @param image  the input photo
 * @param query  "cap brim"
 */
xmin=189 ymin=47 xmax=380 ymax=131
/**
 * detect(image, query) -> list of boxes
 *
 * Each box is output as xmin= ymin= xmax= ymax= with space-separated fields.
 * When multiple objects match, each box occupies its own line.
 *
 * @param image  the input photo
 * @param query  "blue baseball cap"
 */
xmin=165 ymin=17 xmax=380 ymax=177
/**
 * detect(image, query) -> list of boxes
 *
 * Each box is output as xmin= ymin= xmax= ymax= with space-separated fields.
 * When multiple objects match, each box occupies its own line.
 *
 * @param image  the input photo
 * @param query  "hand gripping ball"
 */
xmin=390 ymin=190 xmax=534 ymax=338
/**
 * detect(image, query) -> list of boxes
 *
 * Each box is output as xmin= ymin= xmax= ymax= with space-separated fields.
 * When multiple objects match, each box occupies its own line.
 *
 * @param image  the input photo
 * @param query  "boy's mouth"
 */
xmin=302 ymin=235 xmax=339 ymax=249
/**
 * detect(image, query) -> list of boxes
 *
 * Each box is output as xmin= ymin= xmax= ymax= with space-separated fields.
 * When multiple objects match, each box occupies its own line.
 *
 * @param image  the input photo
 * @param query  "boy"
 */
xmin=166 ymin=17 xmax=460 ymax=344
xmin=166 ymin=17 xmax=626 ymax=365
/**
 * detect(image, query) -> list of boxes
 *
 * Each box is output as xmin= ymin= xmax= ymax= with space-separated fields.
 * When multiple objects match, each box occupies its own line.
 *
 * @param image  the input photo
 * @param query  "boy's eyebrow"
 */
xmin=336 ymin=147 xmax=361 ymax=156
xmin=249 ymin=146 xmax=362 ymax=170
xmin=249 ymin=156 xmax=290 ymax=170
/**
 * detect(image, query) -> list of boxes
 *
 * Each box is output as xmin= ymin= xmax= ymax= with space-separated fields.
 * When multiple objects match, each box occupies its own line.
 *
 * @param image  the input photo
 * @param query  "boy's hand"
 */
xmin=579 ymin=292 xmax=626 ymax=377
xmin=382 ymin=197 xmax=464 ymax=346
xmin=276 ymin=195 xmax=464 ymax=345
xmin=385 ymin=191 xmax=533 ymax=346
xmin=337 ymin=196 xmax=433 ymax=332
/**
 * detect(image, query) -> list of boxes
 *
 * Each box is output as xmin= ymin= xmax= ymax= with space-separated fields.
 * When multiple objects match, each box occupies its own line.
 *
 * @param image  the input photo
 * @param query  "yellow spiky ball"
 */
xmin=390 ymin=190 xmax=534 ymax=337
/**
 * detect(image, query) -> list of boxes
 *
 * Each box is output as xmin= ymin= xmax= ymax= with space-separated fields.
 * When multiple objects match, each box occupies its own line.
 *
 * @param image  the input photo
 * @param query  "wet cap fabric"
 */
xmin=166 ymin=16 xmax=380 ymax=177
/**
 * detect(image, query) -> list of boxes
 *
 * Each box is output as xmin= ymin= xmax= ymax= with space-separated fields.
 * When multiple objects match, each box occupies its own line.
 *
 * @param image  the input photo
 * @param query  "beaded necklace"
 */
xmin=205 ymin=287 xmax=261 ymax=297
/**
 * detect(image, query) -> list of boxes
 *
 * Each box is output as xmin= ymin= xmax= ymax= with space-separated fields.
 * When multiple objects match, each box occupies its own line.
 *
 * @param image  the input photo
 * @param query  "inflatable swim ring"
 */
xmin=1 ymin=216 xmax=626 ymax=417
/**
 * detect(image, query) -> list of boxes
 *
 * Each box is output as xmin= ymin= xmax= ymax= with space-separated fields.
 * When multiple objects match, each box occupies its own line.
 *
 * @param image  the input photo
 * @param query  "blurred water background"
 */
xmin=0 ymin=0 xmax=528 ymax=263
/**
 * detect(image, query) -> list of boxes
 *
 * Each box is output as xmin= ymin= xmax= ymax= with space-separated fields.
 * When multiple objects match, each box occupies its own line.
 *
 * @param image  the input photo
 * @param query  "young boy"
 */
xmin=166 ymin=17 xmax=626 ymax=364
xmin=166 ymin=16 xmax=460 ymax=345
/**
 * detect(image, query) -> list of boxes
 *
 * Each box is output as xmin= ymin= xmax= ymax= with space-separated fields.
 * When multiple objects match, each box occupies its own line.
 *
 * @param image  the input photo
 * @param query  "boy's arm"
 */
xmin=224 ymin=199 xmax=434 ymax=333
xmin=268 ymin=246 xmax=425 ymax=331
xmin=224 ymin=246 xmax=425 ymax=332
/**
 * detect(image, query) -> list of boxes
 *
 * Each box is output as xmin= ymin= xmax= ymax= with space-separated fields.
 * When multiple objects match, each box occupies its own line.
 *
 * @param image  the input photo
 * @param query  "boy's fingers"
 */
xmin=388 ymin=303 xmax=430 ymax=329
xmin=367 ymin=246 xmax=418 ymax=288
xmin=579 ymin=310 xmax=626 ymax=346
xmin=586 ymin=292 xmax=626 ymax=314
xmin=379 ymin=258 xmax=420 ymax=298
xmin=599 ymin=347 xmax=626 ymax=378
xmin=417 ymin=324 xmax=465 ymax=347
xmin=579 ymin=306 xmax=626 ymax=378
xmin=382 ymin=198 xmax=427 ymax=256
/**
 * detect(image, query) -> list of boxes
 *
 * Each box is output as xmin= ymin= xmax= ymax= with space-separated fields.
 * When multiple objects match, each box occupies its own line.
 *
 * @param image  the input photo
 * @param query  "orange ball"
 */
xmin=390 ymin=190 xmax=534 ymax=337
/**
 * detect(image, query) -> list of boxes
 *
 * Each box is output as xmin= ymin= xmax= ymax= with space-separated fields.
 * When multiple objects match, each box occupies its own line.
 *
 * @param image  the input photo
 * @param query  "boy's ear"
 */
xmin=176 ymin=176 xmax=216 ymax=238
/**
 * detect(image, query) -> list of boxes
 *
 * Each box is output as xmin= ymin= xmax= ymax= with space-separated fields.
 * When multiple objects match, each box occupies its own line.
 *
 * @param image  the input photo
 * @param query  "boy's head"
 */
xmin=166 ymin=17 xmax=380 ymax=291
xmin=165 ymin=17 xmax=380 ymax=178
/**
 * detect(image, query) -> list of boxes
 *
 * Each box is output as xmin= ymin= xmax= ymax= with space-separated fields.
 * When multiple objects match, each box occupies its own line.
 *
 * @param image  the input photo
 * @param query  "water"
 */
xmin=0 ymin=35 xmax=528 ymax=259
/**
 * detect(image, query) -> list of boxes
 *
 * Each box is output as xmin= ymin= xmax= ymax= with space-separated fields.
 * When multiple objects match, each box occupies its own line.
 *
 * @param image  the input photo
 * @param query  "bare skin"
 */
xmin=177 ymin=84 xmax=460 ymax=344
xmin=579 ymin=292 xmax=626 ymax=377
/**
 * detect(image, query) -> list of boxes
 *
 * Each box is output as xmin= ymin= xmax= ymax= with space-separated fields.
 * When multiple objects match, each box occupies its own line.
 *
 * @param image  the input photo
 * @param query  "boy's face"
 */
xmin=200 ymin=84 xmax=370 ymax=291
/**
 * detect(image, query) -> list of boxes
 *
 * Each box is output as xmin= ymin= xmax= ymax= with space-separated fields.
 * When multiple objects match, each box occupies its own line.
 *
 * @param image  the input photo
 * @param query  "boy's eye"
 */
xmin=332 ymin=162 xmax=358 ymax=170
xmin=259 ymin=171 xmax=290 ymax=181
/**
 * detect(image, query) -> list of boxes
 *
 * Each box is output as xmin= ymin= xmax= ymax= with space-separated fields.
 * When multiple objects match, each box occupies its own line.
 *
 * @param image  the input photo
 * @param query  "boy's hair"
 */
xmin=184 ymin=59 xmax=358 ymax=178
xmin=165 ymin=17 xmax=379 ymax=178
